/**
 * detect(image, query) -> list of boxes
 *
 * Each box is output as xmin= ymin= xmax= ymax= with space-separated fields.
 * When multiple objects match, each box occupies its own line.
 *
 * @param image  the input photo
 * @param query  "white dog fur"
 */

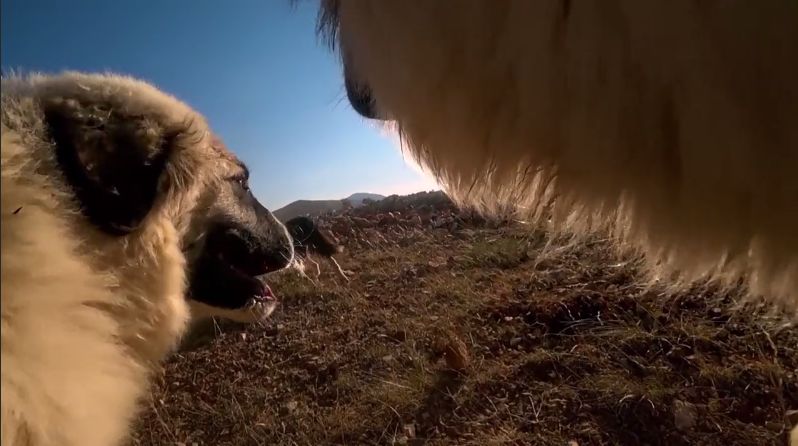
xmin=1 ymin=72 xmax=292 ymax=446
xmin=319 ymin=2 xmax=797 ymax=441
xmin=320 ymin=0 xmax=798 ymax=319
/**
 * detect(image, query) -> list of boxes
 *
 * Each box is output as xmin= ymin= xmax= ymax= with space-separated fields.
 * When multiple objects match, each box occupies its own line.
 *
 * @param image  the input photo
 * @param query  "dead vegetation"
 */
xmin=133 ymin=197 xmax=797 ymax=446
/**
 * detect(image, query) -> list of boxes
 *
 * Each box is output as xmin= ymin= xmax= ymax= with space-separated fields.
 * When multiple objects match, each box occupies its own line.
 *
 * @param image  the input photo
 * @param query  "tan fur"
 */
xmin=321 ymin=0 xmax=798 ymax=318
xmin=1 ymin=72 xmax=265 ymax=446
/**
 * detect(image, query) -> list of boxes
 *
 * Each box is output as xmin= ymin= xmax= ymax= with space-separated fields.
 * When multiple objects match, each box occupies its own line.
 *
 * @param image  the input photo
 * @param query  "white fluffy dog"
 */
xmin=1 ymin=72 xmax=293 ymax=446
xmin=318 ymin=1 xmax=798 ymax=318
xmin=317 ymin=2 xmax=797 ymax=441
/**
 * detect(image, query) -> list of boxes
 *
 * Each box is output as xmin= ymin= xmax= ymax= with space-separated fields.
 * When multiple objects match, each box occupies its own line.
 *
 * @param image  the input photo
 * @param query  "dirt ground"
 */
xmin=132 ymin=216 xmax=797 ymax=445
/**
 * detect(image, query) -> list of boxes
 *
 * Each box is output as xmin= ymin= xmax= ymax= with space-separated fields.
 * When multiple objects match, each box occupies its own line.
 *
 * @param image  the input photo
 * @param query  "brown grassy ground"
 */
xmin=132 ymin=222 xmax=797 ymax=446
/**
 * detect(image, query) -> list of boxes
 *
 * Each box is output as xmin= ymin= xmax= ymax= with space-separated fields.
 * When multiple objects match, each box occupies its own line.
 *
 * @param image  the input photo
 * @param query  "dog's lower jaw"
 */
xmin=188 ymin=299 xmax=277 ymax=325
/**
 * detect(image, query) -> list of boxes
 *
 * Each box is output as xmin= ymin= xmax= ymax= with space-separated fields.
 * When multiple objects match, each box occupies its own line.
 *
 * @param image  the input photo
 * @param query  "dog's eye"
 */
xmin=231 ymin=175 xmax=250 ymax=192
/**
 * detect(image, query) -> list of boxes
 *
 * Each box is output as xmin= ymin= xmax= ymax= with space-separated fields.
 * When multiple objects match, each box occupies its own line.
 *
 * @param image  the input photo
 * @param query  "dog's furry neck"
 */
xmin=1 ymin=73 xmax=192 ymax=446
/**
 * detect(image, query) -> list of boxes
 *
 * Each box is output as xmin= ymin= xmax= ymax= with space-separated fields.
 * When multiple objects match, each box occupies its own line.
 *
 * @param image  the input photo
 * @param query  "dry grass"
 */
xmin=133 ymin=222 xmax=797 ymax=446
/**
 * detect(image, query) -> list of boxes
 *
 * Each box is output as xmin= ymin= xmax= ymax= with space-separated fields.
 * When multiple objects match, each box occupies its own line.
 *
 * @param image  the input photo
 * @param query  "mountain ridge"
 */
xmin=273 ymin=192 xmax=387 ymax=221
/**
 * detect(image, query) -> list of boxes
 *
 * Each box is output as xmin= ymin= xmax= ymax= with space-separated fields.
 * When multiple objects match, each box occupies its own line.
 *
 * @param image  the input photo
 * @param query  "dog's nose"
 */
xmin=343 ymin=60 xmax=385 ymax=121
xmin=345 ymin=76 xmax=380 ymax=119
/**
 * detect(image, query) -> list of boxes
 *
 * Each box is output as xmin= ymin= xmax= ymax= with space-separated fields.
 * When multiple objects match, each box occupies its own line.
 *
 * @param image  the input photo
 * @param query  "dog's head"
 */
xmin=177 ymin=133 xmax=295 ymax=322
xmin=7 ymin=72 xmax=294 ymax=323
xmin=318 ymin=0 xmax=383 ymax=121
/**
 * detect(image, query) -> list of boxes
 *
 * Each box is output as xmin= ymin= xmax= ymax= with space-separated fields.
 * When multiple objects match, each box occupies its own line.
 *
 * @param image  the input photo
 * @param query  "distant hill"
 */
xmin=344 ymin=193 xmax=386 ymax=207
xmin=273 ymin=192 xmax=386 ymax=221
xmin=273 ymin=199 xmax=346 ymax=221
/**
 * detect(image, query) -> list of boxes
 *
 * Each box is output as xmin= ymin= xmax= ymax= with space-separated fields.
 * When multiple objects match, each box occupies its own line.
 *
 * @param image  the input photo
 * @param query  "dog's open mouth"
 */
xmin=238 ymin=282 xmax=278 ymax=322
xmin=235 ymin=278 xmax=277 ymax=314
xmin=224 ymin=253 xmax=278 ymax=307
xmin=186 ymin=221 xmax=293 ymax=322
xmin=188 ymin=250 xmax=281 ymax=315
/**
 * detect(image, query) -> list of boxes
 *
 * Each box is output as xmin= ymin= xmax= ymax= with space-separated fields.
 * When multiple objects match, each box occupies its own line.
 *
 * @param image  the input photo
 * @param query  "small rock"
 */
xmin=442 ymin=336 xmax=470 ymax=371
xmin=285 ymin=401 xmax=299 ymax=413
xmin=238 ymin=333 xmax=247 ymax=341
xmin=568 ymin=441 xmax=579 ymax=446
xmin=673 ymin=399 xmax=696 ymax=431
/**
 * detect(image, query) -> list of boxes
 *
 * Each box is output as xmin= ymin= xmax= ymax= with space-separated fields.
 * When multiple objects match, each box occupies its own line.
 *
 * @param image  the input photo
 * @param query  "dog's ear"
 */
xmin=43 ymin=98 xmax=176 ymax=235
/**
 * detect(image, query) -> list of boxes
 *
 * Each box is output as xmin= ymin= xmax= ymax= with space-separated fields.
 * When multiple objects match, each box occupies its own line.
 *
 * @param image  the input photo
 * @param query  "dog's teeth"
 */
xmin=251 ymin=293 xmax=272 ymax=303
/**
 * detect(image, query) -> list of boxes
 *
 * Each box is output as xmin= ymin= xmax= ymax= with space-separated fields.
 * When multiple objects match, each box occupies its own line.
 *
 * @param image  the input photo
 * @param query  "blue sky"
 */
xmin=1 ymin=0 xmax=439 ymax=210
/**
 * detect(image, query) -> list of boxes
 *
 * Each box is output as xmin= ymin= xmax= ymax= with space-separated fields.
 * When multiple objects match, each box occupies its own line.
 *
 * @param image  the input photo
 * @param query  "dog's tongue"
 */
xmin=257 ymin=283 xmax=276 ymax=301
